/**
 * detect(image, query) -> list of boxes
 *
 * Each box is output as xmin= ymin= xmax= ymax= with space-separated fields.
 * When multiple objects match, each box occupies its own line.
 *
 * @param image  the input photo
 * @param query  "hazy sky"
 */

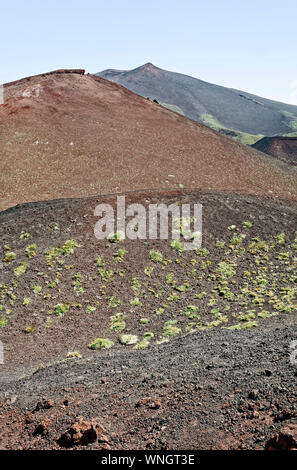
xmin=1 ymin=0 xmax=297 ymax=104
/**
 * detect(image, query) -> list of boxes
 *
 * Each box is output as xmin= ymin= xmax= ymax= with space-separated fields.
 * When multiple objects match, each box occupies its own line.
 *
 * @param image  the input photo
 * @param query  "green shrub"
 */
xmin=3 ymin=252 xmax=16 ymax=262
xmin=107 ymin=231 xmax=125 ymax=243
xmin=20 ymin=232 xmax=30 ymax=239
xmin=119 ymin=334 xmax=139 ymax=345
xmin=24 ymin=325 xmax=34 ymax=333
xmin=61 ymin=239 xmax=80 ymax=256
xmin=163 ymin=320 xmax=181 ymax=337
xmin=133 ymin=338 xmax=150 ymax=349
xmin=149 ymin=250 xmax=163 ymax=263
xmin=129 ymin=297 xmax=141 ymax=306
xmin=67 ymin=351 xmax=82 ymax=358
xmin=25 ymin=244 xmax=37 ymax=258
xmin=14 ymin=261 xmax=27 ymax=277
xmin=85 ymin=305 xmax=96 ymax=314
xmin=242 ymin=221 xmax=252 ymax=229
xmin=196 ymin=248 xmax=209 ymax=257
xmin=54 ymin=303 xmax=69 ymax=317
xmin=0 ymin=318 xmax=7 ymax=328
xmin=170 ymin=240 xmax=184 ymax=252
xmin=110 ymin=313 xmax=126 ymax=331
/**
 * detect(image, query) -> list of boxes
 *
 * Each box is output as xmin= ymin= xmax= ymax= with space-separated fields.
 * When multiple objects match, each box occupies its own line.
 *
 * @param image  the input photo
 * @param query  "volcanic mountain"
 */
xmin=1 ymin=70 xmax=297 ymax=451
xmin=97 ymin=63 xmax=297 ymax=144
xmin=252 ymin=136 xmax=297 ymax=166
xmin=0 ymin=69 xmax=297 ymax=212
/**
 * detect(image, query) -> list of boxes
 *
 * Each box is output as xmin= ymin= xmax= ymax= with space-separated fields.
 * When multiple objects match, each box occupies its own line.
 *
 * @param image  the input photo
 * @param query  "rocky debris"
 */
xmin=24 ymin=413 xmax=34 ymax=424
xmin=266 ymin=423 xmax=297 ymax=450
xmin=34 ymin=399 xmax=54 ymax=412
xmin=274 ymin=409 xmax=296 ymax=423
xmin=0 ymin=395 xmax=18 ymax=407
xmin=58 ymin=418 xmax=109 ymax=447
xmin=33 ymin=419 xmax=49 ymax=436
xmin=248 ymin=389 xmax=259 ymax=400
xmin=135 ymin=397 xmax=161 ymax=409
xmin=149 ymin=399 xmax=161 ymax=410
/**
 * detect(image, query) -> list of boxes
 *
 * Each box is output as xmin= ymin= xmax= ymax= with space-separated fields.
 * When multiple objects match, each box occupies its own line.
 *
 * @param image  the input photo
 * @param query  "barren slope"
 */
xmin=252 ymin=137 xmax=297 ymax=166
xmin=0 ymin=190 xmax=296 ymax=450
xmin=1 ymin=70 xmax=297 ymax=212
xmin=0 ymin=190 xmax=296 ymax=379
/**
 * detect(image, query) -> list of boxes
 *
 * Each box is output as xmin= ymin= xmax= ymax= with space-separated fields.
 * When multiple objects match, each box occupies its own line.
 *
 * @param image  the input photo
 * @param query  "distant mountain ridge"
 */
xmin=97 ymin=63 xmax=297 ymax=144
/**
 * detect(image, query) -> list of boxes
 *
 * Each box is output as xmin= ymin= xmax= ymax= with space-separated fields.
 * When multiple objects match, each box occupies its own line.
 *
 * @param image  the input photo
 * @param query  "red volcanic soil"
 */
xmin=252 ymin=136 xmax=297 ymax=166
xmin=0 ymin=70 xmax=297 ymax=211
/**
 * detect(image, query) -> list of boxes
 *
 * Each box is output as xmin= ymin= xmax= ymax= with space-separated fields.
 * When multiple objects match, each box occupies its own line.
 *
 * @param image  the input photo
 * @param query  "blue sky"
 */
xmin=1 ymin=0 xmax=296 ymax=104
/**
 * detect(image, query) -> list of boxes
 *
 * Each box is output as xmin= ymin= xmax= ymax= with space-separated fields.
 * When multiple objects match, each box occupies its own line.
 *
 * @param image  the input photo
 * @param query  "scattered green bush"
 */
xmin=3 ymin=252 xmax=16 ymax=262
xmin=88 ymin=338 xmax=114 ymax=350
xmin=119 ymin=334 xmax=139 ymax=345
xmin=54 ymin=303 xmax=69 ymax=317
xmin=25 ymin=244 xmax=37 ymax=258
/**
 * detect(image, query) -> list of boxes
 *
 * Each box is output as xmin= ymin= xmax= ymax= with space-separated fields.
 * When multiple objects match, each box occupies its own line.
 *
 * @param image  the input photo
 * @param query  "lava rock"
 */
xmin=266 ymin=423 xmax=297 ymax=450
xmin=58 ymin=417 xmax=109 ymax=447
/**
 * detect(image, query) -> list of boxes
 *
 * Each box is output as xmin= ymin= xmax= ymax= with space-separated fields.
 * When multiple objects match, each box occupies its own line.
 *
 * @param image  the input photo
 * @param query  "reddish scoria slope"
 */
xmin=252 ymin=136 xmax=297 ymax=166
xmin=0 ymin=69 xmax=297 ymax=211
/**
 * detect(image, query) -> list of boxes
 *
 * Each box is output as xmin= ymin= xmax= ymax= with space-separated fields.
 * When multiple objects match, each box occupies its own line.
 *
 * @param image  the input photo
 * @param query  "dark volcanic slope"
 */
xmin=252 ymin=137 xmax=297 ymax=166
xmin=97 ymin=63 xmax=297 ymax=137
xmin=0 ymin=190 xmax=296 ymax=379
xmin=0 ymin=191 xmax=297 ymax=450
xmin=1 ymin=70 xmax=297 ymax=211
xmin=1 ymin=323 xmax=297 ymax=450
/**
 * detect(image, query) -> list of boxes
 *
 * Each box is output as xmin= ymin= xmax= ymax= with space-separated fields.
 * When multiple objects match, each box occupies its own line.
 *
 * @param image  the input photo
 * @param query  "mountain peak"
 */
xmin=131 ymin=62 xmax=162 ymax=76
xmin=142 ymin=62 xmax=156 ymax=68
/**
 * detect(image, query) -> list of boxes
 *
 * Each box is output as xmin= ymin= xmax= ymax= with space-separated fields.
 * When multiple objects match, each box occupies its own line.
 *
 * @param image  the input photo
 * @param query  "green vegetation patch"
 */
xmin=3 ymin=252 xmax=16 ymax=263
xmin=119 ymin=334 xmax=139 ymax=345
xmin=88 ymin=338 xmax=114 ymax=350
xmin=14 ymin=261 xmax=27 ymax=277
xmin=54 ymin=303 xmax=69 ymax=317
xmin=149 ymin=250 xmax=163 ymax=263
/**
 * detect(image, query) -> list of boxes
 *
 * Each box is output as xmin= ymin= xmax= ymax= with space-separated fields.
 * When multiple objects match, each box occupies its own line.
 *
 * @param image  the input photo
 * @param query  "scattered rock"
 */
xmin=135 ymin=397 xmax=161 ymax=410
xmin=7 ymin=395 xmax=18 ymax=405
xmin=149 ymin=399 xmax=161 ymax=410
xmin=34 ymin=399 xmax=54 ymax=412
xmin=248 ymin=389 xmax=259 ymax=400
xmin=58 ymin=417 xmax=109 ymax=447
xmin=266 ymin=423 xmax=297 ymax=450
xmin=136 ymin=398 xmax=149 ymax=408
xmin=194 ymin=384 xmax=203 ymax=391
xmin=25 ymin=413 xmax=34 ymax=424
xmin=33 ymin=419 xmax=48 ymax=436
xmin=274 ymin=409 xmax=295 ymax=423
